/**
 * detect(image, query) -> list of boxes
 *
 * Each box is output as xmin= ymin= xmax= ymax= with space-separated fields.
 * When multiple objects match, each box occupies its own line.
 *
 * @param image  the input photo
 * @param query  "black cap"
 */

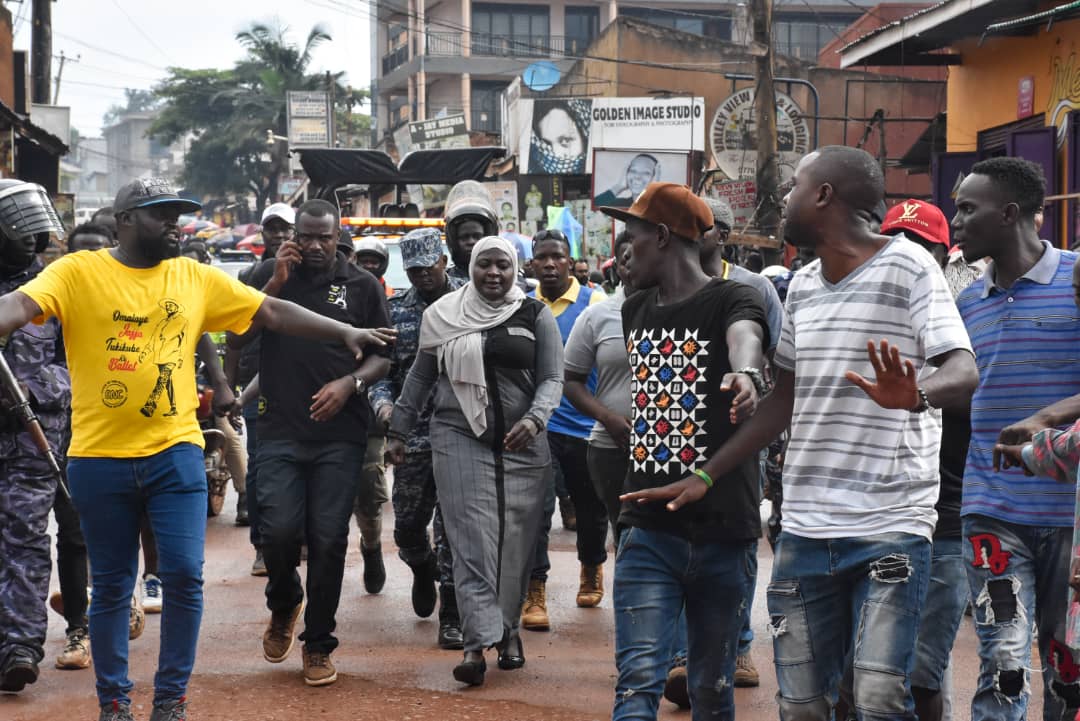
xmin=114 ymin=178 xmax=201 ymax=215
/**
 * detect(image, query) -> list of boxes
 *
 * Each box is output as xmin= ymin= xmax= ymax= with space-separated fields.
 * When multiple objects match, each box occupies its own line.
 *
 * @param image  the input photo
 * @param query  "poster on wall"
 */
xmin=591 ymin=149 xmax=690 ymax=210
xmin=701 ymin=173 xmax=757 ymax=230
xmin=517 ymin=176 xmax=561 ymax=237
xmin=567 ymin=198 xmax=615 ymax=261
xmin=515 ymin=97 xmax=706 ymax=176
xmin=710 ymin=89 xmax=810 ymax=185
xmin=486 ymin=181 xmax=520 ymax=233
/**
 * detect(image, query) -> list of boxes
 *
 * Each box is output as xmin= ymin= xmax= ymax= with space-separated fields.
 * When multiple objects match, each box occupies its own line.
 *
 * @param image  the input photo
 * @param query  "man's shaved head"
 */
xmin=804 ymin=146 xmax=885 ymax=216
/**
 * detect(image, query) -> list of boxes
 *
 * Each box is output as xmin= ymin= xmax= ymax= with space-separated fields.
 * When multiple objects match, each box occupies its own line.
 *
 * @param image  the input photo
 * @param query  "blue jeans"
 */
xmin=768 ymin=531 xmax=930 ymax=721
xmin=256 ymin=439 xmax=364 ymax=654
xmin=613 ymin=527 xmax=753 ymax=721
xmin=962 ymin=514 xmax=1076 ymax=721
xmin=670 ymin=539 xmax=758 ymax=667
xmin=68 ymin=443 xmax=206 ymax=706
xmin=911 ymin=537 xmax=968 ymax=694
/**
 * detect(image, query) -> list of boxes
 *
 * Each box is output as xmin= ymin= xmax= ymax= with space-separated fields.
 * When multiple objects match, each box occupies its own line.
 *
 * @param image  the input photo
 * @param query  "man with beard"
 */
xmin=370 ymin=228 xmax=463 ymax=647
xmin=243 ymin=199 xmax=391 ymax=688
xmin=229 ymin=203 xmax=295 ymax=561
xmin=0 ymin=179 xmax=393 ymax=721
xmin=0 ymin=181 xmax=71 ymax=693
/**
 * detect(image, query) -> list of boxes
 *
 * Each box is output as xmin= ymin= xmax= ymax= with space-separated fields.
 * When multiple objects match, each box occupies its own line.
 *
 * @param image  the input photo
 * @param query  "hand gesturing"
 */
xmin=845 ymin=339 xmax=919 ymax=411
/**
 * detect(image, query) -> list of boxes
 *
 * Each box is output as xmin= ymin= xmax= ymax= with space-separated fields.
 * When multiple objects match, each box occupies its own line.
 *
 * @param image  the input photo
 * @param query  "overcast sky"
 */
xmin=12 ymin=0 xmax=372 ymax=138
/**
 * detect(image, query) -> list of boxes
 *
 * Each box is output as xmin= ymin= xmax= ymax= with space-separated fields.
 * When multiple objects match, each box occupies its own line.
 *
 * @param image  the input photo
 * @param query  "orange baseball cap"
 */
xmin=599 ymin=182 xmax=713 ymax=243
xmin=881 ymin=199 xmax=950 ymax=249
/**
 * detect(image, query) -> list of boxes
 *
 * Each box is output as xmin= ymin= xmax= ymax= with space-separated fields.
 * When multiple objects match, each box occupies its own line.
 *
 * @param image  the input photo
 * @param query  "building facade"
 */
xmin=370 ymin=0 xmax=880 ymax=144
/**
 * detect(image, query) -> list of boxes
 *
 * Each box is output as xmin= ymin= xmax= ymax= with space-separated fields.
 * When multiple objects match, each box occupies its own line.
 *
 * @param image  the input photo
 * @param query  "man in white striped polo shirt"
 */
xmin=623 ymin=146 xmax=978 ymax=721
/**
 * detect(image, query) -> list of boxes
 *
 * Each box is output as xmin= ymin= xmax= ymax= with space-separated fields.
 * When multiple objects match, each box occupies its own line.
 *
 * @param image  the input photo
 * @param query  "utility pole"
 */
xmin=31 ymin=0 xmax=52 ymax=105
xmin=749 ymin=0 xmax=781 ymax=261
xmin=53 ymin=51 xmax=79 ymax=105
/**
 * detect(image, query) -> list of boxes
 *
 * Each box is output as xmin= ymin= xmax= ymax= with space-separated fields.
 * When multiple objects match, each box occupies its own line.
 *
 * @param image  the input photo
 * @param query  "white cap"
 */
xmin=261 ymin=202 xmax=295 ymax=225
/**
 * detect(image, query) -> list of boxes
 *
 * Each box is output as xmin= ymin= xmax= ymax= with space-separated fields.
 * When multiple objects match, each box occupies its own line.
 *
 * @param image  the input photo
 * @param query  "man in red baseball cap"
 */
xmin=881 ymin=199 xmax=950 ymax=265
xmin=598 ymin=182 xmax=769 ymax=720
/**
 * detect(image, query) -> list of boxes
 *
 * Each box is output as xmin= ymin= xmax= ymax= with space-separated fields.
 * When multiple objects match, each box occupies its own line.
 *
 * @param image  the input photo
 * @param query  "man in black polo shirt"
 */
xmin=251 ymin=199 xmax=391 ymax=687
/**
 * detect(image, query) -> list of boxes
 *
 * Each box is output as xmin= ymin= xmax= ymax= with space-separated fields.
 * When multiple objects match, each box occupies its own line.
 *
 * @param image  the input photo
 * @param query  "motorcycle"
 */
xmin=195 ymin=386 xmax=232 ymax=517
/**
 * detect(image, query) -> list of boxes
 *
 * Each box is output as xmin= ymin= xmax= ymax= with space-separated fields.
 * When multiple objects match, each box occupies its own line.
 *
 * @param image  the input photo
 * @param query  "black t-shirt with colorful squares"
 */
xmin=620 ymin=278 xmax=767 ymax=543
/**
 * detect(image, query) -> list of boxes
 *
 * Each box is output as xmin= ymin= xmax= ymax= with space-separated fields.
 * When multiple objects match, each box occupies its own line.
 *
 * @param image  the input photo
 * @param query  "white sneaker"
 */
xmin=142 ymin=574 xmax=163 ymax=614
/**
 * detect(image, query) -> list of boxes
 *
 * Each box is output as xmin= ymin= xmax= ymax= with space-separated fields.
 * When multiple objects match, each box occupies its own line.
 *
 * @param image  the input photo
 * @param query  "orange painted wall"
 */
xmin=946 ymin=22 xmax=1080 ymax=152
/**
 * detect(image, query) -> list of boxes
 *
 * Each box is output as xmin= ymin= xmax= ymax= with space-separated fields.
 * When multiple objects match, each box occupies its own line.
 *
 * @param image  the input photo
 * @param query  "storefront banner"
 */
xmin=409 ymin=114 xmax=470 ymax=150
xmin=511 ymin=97 xmax=706 ymax=176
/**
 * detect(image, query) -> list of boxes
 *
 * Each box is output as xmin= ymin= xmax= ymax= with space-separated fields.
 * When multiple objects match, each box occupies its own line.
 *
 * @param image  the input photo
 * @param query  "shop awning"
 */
xmin=984 ymin=1 xmax=1080 ymax=36
xmin=298 ymin=146 xmax=507 ymax=189
xmin=840 ymin=0 xmax=1039 ymax=68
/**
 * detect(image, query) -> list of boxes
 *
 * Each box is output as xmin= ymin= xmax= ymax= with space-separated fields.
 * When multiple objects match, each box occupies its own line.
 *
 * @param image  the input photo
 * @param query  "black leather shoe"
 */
xmin=361 ymin=544 xmax=386 ymax=595
xmin=438 ymin=621 xmax=464 ymax=650
xmin=452 ymin=653 xmax=486 ymax=686
xmin=497 ymin=633 xmax=525 ymax=670
xmin=410 ymin=556 xmax=438 ymax=618
xmin=0 ymin=650 xmax=39 ymax=692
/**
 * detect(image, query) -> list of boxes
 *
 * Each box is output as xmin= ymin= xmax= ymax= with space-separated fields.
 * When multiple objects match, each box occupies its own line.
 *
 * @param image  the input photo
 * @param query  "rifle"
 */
xmin=0 ymin=348 xmax=70 ymax=500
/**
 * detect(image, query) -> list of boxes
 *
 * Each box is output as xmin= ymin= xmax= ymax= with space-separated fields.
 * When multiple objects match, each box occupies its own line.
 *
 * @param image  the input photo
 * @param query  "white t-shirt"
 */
xmin=772 ymin=236 xmax=972 ymax=541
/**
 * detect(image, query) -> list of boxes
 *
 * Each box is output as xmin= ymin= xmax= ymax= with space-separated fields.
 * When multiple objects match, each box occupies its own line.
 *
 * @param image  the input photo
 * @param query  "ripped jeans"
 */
xmin=768 ymin=531 xmax=930 ymax=721
xmin=962 ymin=514 xmax=1077 ymax=721
xmin=613 ymin=527 xmax=754 ymax=721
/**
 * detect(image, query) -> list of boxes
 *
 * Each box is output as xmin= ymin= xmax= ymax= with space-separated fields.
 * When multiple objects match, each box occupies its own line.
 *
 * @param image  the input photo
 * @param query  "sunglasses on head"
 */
xmin=533 ymin=229 xmax=567 ymax=242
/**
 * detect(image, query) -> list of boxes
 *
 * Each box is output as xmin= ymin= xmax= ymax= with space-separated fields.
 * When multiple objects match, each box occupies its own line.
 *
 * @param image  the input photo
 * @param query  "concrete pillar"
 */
xmin=462 ymin=73 xmax=471 ymax=131
xmin=606 ymin=0 xmax=618 ymax=29
xmin=407 ymin=75 xmax=415 ymax=123
xmin=462 ymin=0 xmax=472 ymax=57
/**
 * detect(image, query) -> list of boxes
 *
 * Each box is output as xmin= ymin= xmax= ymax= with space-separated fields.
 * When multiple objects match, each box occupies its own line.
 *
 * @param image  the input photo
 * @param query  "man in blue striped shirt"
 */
xmin=954 ymin=157 xmax=1080 ymax=721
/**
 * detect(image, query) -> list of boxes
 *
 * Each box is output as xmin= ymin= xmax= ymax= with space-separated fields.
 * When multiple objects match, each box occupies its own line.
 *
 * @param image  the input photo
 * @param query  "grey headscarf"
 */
xmin=418 ymin=236 xmax=525 ymax=437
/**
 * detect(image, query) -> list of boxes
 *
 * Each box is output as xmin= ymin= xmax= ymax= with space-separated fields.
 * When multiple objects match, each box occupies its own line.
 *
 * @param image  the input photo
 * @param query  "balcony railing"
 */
xmin=425 ymin=32 xmax=569 ymax=58
xmin=382 ymin=45 xmax=409 ymax=75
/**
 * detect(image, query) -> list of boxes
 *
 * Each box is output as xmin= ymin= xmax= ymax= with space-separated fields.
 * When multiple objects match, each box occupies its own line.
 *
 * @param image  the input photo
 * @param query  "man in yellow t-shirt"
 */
xmin=0 ymin=178 xmax=395 ymax=721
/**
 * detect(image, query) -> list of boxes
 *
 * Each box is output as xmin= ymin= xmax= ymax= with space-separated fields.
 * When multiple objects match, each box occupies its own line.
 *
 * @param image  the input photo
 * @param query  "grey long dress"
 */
xmin=390 ymin=297 xmax=564 ymax=651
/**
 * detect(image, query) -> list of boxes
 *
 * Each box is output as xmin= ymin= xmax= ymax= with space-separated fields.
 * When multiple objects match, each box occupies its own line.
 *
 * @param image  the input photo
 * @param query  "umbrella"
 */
xmin=236 ymin=233 xmax=265 ymax=257
xmin=182 ymin=219 xmax=218 ymax=234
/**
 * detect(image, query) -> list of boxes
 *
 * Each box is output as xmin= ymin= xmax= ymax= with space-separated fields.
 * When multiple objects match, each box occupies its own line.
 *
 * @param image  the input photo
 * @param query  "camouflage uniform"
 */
xmin=0 ymin=259 xmax=70 ymax=668
xmin=370 ymin=274 xmax=463 ymax=587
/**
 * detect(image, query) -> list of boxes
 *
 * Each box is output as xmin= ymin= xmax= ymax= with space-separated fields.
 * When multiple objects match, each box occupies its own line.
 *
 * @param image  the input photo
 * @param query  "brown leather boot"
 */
xmin=576 ymin=563 xmax=604 ymax=608
xmin=520 ymin=579 xmax=550 ymax=631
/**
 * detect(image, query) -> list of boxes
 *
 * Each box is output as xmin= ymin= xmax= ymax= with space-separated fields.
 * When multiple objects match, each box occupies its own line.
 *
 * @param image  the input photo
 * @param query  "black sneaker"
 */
xmin=149 ymin=696 xmax=187 ymax=721
xmin=361 ymin=543 xmax=386 ymax=594
xmin=99 ymin=700 xmax=135 ymax=721
xmin=0 ymin=649 xmax=39 ymax=692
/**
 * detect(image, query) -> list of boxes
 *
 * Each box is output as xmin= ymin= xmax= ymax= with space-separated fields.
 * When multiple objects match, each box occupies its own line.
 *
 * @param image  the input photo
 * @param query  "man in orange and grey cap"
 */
xmin=598 ymin=182 xmax=769 ymax=720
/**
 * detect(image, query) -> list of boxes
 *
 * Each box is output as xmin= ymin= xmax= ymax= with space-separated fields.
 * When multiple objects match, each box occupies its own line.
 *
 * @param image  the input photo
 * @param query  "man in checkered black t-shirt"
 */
xmin=625 ymin=147 xmax=978 ymax=721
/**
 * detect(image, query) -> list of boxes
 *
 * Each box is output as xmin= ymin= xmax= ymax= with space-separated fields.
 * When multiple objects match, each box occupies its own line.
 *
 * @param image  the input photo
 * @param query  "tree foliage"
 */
xmin=149 ymin=23 xmax=372 ymax=212
xmin=102 ymin=89 xmax=160 ymax=128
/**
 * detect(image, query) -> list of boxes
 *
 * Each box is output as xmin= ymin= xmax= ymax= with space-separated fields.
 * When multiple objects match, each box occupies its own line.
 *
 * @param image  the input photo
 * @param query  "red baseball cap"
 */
xmin=880 ymin=199 xmax=950 ymax=249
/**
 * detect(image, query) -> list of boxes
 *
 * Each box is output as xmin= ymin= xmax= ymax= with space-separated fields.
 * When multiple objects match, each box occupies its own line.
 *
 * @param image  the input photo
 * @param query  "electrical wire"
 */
xmin=53 ymin=31 xmax=169 ymax=72
xmin=108 ymin=0 xmax=176 ymax=66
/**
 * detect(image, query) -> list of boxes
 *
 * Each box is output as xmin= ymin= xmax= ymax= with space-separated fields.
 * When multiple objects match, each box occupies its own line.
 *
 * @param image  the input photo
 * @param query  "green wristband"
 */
xmin=693 ymin=468 xmax=713 ymax=488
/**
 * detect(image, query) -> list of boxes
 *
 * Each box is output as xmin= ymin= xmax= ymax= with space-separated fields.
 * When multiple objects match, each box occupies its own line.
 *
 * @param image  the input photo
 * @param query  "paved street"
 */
xmin=2 ymin=485 xmax=1045 ymax=721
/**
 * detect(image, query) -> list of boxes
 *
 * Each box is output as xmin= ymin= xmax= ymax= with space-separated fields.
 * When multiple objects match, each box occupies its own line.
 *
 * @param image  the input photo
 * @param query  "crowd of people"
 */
xmin=0 ymin=146 xmax=1078 ymax=721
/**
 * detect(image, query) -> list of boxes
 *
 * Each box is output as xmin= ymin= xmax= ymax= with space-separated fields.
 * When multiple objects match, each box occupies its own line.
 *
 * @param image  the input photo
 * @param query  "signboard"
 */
xmin=1018 ymin=75 xmax=1035 ymax=119
xmin=287 ymin=91 xmax=332 ymax=148
xmin=408 ymin=114 xmax=469 ymax=150
xmin=511 ymin=97 xmax=706 ymax=176
xmin=710 ymin=89 xmax=811 ymax=185
xmin=591 ymin=149 xmax=690 ymax=210
xmin=702 ymin=175 xmax=757 ymax=230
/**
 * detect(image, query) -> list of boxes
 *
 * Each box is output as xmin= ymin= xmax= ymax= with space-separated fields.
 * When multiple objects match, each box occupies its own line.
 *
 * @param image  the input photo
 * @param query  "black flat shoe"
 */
xmin=453 ymin=654 xmax=486 ymax=686
xmin=497 ymin=634 xmax=525 ymax=670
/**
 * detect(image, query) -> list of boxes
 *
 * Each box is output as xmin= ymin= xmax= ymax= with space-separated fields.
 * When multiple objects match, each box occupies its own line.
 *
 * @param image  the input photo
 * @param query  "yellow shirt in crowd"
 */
xmin=21 ymin=249 xmax=265 ymax=458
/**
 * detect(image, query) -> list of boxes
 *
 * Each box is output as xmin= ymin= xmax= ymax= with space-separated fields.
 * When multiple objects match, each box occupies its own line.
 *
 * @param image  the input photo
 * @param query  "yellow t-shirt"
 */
xmin=21 ymin=250 xmax=266 ymax=458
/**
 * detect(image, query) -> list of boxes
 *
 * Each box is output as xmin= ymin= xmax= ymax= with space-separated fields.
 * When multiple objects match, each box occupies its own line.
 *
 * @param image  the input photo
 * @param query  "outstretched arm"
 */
xmin=0 ymin=291 xmax=42 ymax=337
xmin=250 ymin=296 xmax=396 ymax=361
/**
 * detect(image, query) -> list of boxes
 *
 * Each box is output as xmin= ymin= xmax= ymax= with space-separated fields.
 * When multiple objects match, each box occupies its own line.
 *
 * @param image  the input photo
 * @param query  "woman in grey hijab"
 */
xmin=386 ymin=236 xmax=564 ymax=686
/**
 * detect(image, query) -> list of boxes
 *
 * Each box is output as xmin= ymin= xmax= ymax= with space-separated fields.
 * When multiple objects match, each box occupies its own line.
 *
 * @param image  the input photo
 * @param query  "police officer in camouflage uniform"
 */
xmin=0 ymin=180 xmax=70 ymax=692
xmin=370 ymin=228 xmax=464 ymax=649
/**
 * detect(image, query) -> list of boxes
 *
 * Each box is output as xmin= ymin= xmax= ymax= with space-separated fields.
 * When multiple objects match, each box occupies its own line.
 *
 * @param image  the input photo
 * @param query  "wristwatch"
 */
xmin=911 ymin=386 xmax=934 ymax=413
xmin=352 ymin=373 xmax=367 ymax=396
